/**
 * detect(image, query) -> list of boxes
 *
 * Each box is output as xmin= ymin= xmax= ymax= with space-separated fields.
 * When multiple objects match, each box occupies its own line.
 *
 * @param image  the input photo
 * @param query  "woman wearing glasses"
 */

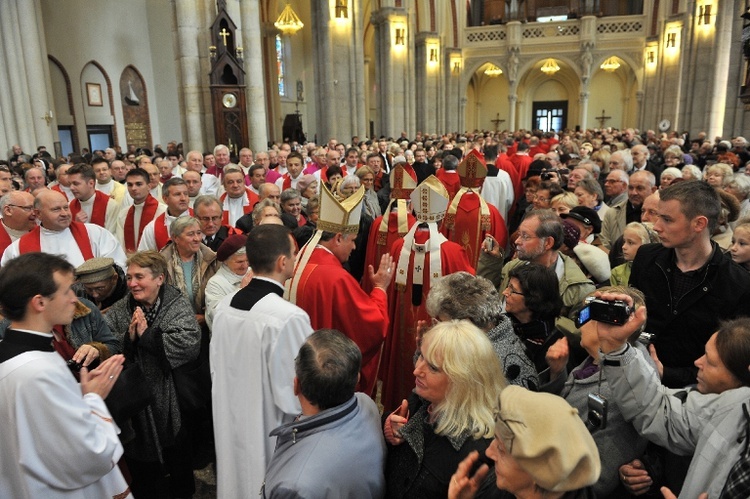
xmin=384 ymin=320 xmax=507 ymax=498
xmin=449 ymin=386 xmax=600 ymax=499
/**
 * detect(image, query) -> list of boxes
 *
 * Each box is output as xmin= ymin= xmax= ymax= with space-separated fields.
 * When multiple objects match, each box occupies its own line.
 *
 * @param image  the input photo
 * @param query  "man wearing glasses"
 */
xmin=0 ymin=191 xmax=36 ymax=255
xmin=478 ymin=209 xmax=594 ymax=319
xmin=194 ymin=195 xmax=240 ymax=252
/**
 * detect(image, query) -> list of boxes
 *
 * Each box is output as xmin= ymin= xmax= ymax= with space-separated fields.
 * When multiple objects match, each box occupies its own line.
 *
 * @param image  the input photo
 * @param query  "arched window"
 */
xmin=275 ymin=34 xmax=286 ymax=97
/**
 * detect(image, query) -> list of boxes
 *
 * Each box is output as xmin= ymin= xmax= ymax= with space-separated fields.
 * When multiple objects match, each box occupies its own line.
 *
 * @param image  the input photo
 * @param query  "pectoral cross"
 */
xmin=596 ymin=109 xmax=611 ymax=128
xmin=219 ymin=28 xmax=230 ymax=47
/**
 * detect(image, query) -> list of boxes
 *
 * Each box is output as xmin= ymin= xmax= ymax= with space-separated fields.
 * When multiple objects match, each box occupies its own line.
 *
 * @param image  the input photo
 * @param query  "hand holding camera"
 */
xmin=580 ymin=291 xmax=647 ymax=354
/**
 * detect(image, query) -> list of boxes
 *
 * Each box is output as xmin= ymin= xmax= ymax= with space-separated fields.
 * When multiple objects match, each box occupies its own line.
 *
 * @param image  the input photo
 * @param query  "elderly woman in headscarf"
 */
xmin=449 ymin=386 xmax=600 ymax=499
xmin=355 ymin=166 xmax=382 ymax=219
xmin=295 ymin=174 xmax=318 ymax=209
xmin=204 ymin=234 xmax=252 ymax=329
xmin=160 ymin=216 xmax=218 ymax=326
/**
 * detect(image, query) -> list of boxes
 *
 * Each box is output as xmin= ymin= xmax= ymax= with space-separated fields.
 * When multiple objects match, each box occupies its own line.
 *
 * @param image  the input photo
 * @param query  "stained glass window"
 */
xmin=276 ymin=35 xmax=286 ymax=96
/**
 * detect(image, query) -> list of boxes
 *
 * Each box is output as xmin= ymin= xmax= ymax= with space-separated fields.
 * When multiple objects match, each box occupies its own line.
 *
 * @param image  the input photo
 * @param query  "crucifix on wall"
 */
xmin=596 ymin=109 xmax=611 ymax=128
xmin=491 ymin=113 xmax=505 ymax=132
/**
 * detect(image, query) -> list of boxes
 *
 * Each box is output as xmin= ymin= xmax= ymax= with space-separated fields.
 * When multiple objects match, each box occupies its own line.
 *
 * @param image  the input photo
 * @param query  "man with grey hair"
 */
xmin=604 ymin=169 xmax=629 ymax=206
xmin=479 ymin=209 xmax=594 ymax=318
xmin=185 ymin=149 xmax=220 ymax=196
xmin=262 ymin=329 xmax=386 ymax=499
xmin=600 ymin=170 xmax=657 ymax=250
xmin=205 ymin=144 xmax=237 ymax=181
xmin=609 ymin=149 xmax=633 ymax=173
xmin=426 ymin=271 xmax=538 ymax=390
xmin=0 ymin=191 xmax=36 ymax=255
xmin=24 ymin=167 xmax=47 ymax=193
xmin=631 ymin=144 xmax=663 ymax=186
xmin=137 ymin=177 xmax=192 ymax=251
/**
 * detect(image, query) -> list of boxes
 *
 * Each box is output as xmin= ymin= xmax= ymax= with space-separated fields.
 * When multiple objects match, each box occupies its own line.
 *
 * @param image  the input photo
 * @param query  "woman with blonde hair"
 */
xmin=384 ymin=320 xmax=507 ymax=498
xmin=550 ymin=191 xmax=578 ymax=216
xmin=705 ymin=162 xmax=735 ymax=189
xmin=355 ymin=165 xmax=381 ymax=219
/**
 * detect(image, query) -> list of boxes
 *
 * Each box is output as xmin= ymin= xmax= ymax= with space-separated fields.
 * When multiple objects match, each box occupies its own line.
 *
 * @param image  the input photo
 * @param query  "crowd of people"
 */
xmin=2 ymin=127 xmax=750 ymax=498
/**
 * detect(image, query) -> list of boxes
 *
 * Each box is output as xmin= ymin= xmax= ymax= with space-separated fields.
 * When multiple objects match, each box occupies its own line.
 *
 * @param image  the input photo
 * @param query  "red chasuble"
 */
xmin=380 ymin=231 xmax=474 ymax=412
xmin=361 ymin=211 xmax=416 ymax=293
xmin=435 ymin=169 xmax=462 ymax=202
xmin=441 ymin=193 xmax=508 ymax=268
xmin=18 ymin=222 xmax=94 ymax=260
xmin=294 ymin=247 xmax=389 ymax=397
xmin=69 ymin=190 xmax=110 ymax=228
xmin=123 ymin=195 xmax=159 ymax=253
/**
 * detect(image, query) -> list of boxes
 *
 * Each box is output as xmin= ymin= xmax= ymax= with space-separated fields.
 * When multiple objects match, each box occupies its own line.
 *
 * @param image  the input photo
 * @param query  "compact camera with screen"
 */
xmin=575 ymin=298 xmax=632 ymax=328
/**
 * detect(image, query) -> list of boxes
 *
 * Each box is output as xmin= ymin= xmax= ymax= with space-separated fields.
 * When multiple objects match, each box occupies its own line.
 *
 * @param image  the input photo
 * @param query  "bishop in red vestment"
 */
xmin=380 ymin=176 xmax=474 ymax=412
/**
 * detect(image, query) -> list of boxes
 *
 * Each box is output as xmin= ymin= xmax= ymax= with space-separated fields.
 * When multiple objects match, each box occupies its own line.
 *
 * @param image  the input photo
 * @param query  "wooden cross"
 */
xmin=596 ymin=109 xmax=611 ymax=128
xmin=219 ymin=28 xmax=230 ymax=46
xmin=490 ymin=113 xmax=505 ymax=132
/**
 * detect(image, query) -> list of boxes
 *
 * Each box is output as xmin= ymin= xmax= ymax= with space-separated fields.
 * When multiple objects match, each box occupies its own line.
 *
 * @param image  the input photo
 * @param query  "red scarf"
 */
xmin=153 ymin=209 xmax=193 ymax=251
xmin=18 ymin=222 xmax=94 ymax=260
xmin=124 ymin=195 xmax=159 ymax=252
xmin=0 ymin=223 xmax=13 ymax=256
xmin=219 ymin=190 xmax=258 ymax=226
xmin=69 ymin=190 xmax=109 ymax=228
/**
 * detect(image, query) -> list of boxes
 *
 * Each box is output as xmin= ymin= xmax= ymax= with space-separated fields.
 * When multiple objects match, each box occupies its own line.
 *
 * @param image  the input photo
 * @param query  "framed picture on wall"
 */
xmin=87 ymin=83 xmax=103 ymax=107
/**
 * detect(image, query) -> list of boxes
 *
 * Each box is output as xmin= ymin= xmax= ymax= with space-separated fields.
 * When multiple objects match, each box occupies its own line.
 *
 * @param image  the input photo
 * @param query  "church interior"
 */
xmin=3 ymin=0 xmax=750 ymax=157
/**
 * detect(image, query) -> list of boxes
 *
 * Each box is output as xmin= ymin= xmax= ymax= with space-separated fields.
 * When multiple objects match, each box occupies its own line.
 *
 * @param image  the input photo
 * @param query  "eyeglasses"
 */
xmin=494 ymin=411 xmax=516 ymax=454
xmin=197 ymin=216 xmax=222 ymax=223
xmin=505 ymin=283 xmax=525 ymax=296
xmin=516 ymin=232 xmax=541 ymax=242
xmin=604 ymin=179 xmax=624 ymax=184
xmin=533 ymin=195 xmax=550 ymax=203
xmin=8 ymin=204 xmax=34 ymax=212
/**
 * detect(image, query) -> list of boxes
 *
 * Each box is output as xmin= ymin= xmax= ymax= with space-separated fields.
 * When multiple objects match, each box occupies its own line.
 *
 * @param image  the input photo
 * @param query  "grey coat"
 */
xmin=104 ymin=284 xmax=201 ymax=461
xmin=603 ymin=343 xmax=750 ymax=498
xmin=487 ymin=316 xmax=539 ymax=391
xmin=262 ymin=393 xmax=386 ymax=499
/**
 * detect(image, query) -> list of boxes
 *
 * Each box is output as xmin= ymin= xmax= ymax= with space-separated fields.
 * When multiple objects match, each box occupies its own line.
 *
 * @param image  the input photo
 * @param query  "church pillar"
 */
xmin=702 ymin=0 xmax=733 ymax=137
xmin=0 ymin=0 xmax=55 ymax=154
xmin=460 ymin=97 xmax=468 ymax=133
xmin=173 ymin=0 xmax=206 ymax=152
xmin=508 ymin=93 xmax=518 ymax=131
xmin=372 ymin=7 xmax=413 ymax=138
xmin=444 ymin=49 xmax=463 ymax=133
xmin=239 ymin=0 xmax=269 ymax=150
xmin=579 ymin=91 xmax=590 ymax=130
xmin=415 ymin=33 xmax=440 ymax=135
xmin=310 ymin=0 xmax=367 ymax=142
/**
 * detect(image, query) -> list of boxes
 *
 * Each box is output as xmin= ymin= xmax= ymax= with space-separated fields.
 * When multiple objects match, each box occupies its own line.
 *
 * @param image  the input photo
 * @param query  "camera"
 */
xmin=540 ymin=169 xmax=559 ymax=181
xmin=586 ymin=393 xmax=608 ymax=430
xmin=66 ymin=358 xmax=100 ymax=373
xmin=637 ymin=331 xmax=654 ymax=346
xmin=575 ymin=298 xmax=632 ymax=328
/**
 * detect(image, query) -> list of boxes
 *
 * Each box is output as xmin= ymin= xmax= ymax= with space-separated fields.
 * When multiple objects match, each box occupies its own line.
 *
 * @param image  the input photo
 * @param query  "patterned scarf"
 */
xmin=167 ymin=247 xmax=203 ymax=313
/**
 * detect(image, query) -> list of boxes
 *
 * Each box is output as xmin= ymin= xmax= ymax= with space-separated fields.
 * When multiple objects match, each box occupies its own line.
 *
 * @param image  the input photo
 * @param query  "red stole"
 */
xmin=0 ymin=223 xmax=13 ymax=256
xmin=154 ymin=209 xmax=193 ymax=251
xmin=70 ymin=191 xmax=109 ymax=228
xmin=124 ymin=195 xmax=159 ymax=252
xmin=281 ymin=174 xmax=292 ymax=190
xmin=18 ymin=222 xmax=94 ymax=260
xmin=220 ymin=190 xmax=258 ymax=226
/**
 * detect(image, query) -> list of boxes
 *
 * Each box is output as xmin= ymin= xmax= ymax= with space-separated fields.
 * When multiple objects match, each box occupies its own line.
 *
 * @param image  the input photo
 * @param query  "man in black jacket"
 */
xmin=630 ymin=180 xmax=750 ymax=388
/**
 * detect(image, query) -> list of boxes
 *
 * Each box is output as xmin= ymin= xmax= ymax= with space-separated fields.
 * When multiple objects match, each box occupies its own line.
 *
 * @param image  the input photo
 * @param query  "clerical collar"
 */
xmin=253 ymin=275 xmax=285 ymax=291
xmin=9 ymin=327 xmax=53 ymax=338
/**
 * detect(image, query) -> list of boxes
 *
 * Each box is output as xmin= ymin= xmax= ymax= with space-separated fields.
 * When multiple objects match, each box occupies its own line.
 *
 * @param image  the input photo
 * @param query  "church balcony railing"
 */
xmin=464 ymin=15 xmax=645 ymax=48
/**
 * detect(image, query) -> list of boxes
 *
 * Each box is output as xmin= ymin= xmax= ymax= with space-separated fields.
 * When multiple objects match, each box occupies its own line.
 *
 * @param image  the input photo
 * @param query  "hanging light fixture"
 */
xmin=274 ymin=4 xmax=304 ymax=36
xmin=600 ymin=56 xmax=621 ymax=72
xmin=484 ymin=64 xmax=503 ymax=77
xmin=540 ymin=58 xmax=560 ymax=75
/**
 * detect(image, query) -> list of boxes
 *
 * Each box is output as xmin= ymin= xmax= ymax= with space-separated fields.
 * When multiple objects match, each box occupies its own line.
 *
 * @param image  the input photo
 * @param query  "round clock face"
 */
xmin=222 ymin=93 xmax=237 ymax=109
xmin=658 ymin=119 xmax=671 ymax=132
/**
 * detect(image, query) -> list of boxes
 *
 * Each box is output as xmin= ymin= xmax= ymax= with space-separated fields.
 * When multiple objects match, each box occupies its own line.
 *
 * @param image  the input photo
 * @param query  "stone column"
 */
xmin=174 ymin=0 xmax=206 ymax=152
xmin=0 ymin=0 xmax=55 ymax=154
xmin=579 ymin=91 xmax=590 ymax=130
xmin=239 ymin=0 xmax=269 ymax=150
xmin=508 ymin=93 xmax=518 ymax=131
xmin=415 ymin=32 xmax=440 ymax=134
xmin=372 ymin=7 xmax=412 ymax=138
xmin=444 ymin=48 xmax=463 ymax=133
xmin=310 ymin=0 xmax=367 ymax=142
